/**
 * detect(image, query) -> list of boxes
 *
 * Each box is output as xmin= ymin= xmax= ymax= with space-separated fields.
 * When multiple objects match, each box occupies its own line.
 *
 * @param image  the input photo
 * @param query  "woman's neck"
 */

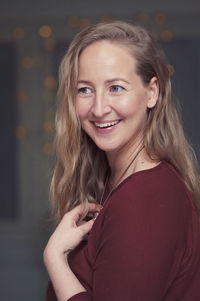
xmin=106 ymin=141 xmax=145 ymax=189
xmin=106 ymin=142 xmax=160 ymax=189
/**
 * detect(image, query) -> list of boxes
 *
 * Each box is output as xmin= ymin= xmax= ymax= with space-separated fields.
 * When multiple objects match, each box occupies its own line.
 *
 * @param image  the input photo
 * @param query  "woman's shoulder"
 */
xmin=93 ymin=160 xmax=198 ymax=250
xmin=103 ymin=161 xmax=196 ymax=221
xmin=110 ymin=161 xmax=190 ymax=198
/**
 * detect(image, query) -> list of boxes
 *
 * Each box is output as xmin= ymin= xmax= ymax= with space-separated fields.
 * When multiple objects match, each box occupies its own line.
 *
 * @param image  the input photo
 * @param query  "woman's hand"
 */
xmin=44 ymin=203 xmax=100 ymax=260
xmin=43 ymin=203 xmax=101 ymax=301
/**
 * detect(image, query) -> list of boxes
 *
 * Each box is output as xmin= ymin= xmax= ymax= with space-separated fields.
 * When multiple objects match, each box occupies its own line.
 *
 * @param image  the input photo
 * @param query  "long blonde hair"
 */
xmin=50 ymin=21 xmax=200 ymax=221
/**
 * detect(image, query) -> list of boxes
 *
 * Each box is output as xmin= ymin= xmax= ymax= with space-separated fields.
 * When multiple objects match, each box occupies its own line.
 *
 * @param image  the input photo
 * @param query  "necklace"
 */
xmin=99 ymin=144 xmax=145 ymax=208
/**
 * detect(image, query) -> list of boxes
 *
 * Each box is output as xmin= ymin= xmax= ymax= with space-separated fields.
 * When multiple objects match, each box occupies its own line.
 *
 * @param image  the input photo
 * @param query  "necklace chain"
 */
xmin=99 ymin=145 xmax=145 ymax=207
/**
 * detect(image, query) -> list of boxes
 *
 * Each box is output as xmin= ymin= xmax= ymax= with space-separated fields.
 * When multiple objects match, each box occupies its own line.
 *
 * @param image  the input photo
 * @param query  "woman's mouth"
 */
xmin=94 ymin=120 xmax=121 ymax=129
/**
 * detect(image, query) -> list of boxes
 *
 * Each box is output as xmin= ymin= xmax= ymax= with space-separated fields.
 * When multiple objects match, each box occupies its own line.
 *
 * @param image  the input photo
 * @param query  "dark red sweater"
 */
xmin=46 ymin=161 xmax=200 ymax=300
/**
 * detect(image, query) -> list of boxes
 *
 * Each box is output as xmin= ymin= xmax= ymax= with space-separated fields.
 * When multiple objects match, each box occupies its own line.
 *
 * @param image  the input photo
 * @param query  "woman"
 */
xmin=44 ymin=21 xmax=200 ymax=300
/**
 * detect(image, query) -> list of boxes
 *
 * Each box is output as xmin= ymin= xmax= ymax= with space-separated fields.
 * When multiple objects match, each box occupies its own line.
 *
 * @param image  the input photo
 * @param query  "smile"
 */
xmin=94 ymin=120 xmax=121 ymax=128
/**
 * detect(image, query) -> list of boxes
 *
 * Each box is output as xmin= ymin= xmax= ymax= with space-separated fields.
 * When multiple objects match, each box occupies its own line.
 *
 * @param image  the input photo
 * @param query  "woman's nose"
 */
xmin=91 ymin=91 xmax=111 ymax=118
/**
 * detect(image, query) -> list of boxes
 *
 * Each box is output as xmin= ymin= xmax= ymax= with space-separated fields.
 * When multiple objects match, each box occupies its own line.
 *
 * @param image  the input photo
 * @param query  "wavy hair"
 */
xmin=50 ymin=21 xmax=200 ymax=221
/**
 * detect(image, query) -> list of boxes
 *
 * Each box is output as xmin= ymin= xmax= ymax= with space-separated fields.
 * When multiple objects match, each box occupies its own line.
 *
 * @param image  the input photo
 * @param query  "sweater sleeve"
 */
xmin=67 ymin=292 xmax=92 ymax=301
xmin=46 ymin=280 xmax=92 ymax=301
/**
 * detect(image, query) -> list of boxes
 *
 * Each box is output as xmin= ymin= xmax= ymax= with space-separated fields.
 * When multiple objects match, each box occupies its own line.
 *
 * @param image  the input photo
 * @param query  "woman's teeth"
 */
xmin=94 ymin=120 xmax=120 ymax=128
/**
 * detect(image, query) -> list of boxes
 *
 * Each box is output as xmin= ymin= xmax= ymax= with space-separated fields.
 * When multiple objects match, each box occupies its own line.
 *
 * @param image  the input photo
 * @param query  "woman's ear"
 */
xmin=147 ymin=77 xmax=159 ymax=109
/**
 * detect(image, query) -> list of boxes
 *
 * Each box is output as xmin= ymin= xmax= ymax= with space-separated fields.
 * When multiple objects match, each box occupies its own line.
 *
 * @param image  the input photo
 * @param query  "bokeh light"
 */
xmin=43 ymin=121 xmax=54 ymax=133
xmin=155 ymin=13 xmax=167 ymax=25
xmin=136 ymin=13 xmax=149 ymax=24
xmin=44 ymin=76 xmax=57 ymax=89
xmin=15 ymin=125 xmax=26 ymax=139
xmin=67 ymin=16 xmax=80 ymax=27
xmin=161 ymin=30 xmax=173 ymax=42
xmin=39 ymin=25 xmax=52 ymax=38
xmin=101 ymin=15 xmax=114 ymax=23
xmin=43 ymin=143 xmax=53 ymax=155
xmin=21 ymin=56 xmax=34 ymax=69
xmin=79 ymin=18 xmax=91 ymax=29
xmin=13 ymin=27 xmax=25 ymax=40
xmin=16 ymin=91 xmax=28 ymax=103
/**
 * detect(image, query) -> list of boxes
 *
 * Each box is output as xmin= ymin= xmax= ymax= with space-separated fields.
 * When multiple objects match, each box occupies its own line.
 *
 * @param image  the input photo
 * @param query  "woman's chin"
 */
xmin=95 ymin=143 xmax=119 ymax=154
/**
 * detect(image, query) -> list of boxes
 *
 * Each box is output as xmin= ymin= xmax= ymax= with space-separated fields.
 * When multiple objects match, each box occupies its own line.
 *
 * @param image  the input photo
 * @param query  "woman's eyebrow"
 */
xmin=105 ymin=78 xmax=130 ymax=84
xmin=77 ymin=80 xmax=92 ymax=85
xmin=77 ymin=78 xmax=130 ymax=85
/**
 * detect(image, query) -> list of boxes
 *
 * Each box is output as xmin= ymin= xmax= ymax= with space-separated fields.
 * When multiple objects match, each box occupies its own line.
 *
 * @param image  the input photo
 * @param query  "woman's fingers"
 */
xmin=68 ymin=203 xmax=101 ymax=223
xmin=78 ymin=219 xmax=95 ymax=237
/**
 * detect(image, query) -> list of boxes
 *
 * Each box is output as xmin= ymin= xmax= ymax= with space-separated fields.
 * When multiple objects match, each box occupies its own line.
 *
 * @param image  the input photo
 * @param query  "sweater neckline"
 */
xmin=102 ymin=161 xmax=164 ymax=205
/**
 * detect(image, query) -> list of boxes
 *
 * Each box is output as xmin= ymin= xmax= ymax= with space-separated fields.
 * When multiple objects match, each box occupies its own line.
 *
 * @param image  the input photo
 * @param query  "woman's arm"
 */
xmin=44 ymin=203 xmax=99 ymax=301
xmin=44 ymin=250 xmax=86 ymax=300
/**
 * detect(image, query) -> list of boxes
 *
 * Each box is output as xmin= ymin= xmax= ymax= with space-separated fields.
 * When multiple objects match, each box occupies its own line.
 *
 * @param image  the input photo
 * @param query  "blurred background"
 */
xmin=0 ymin=0 xmax=200 ymax=300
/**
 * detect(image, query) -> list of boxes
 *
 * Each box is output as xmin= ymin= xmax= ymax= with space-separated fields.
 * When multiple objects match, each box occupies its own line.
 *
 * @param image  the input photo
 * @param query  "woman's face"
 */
xmin=75 ymin=40 xmax=158 ymax=155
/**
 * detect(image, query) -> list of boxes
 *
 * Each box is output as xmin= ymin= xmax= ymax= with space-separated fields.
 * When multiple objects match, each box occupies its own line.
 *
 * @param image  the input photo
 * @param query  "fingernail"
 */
xmin=93 ymin=212 xmax=100 ymax=220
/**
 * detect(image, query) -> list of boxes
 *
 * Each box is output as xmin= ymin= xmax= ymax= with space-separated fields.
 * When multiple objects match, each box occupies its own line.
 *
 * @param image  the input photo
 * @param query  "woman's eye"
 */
xmin=110 ymin=85 xmax=124 ymax=93
xmin=78 ymin=87 xmax=92 ymax=94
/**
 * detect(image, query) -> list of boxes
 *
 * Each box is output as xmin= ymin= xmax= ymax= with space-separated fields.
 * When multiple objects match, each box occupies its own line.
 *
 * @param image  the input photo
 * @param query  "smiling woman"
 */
xmin=44 ymin=21 xmax=200 ymax=301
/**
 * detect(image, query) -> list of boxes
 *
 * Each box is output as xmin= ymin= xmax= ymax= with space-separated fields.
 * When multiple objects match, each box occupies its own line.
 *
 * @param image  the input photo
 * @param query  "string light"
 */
xmin=136 ymin=13 xmax=149 ymax=24
xmin=13 ymin=27 xmax=25 ymax=40
xmin=155 ymin=13 xmax=167 ymax=25
xmin=21 ymin=56 xmax=34 ymax=69
xmin=161 ymin=30 xmax=173 ymax=42
xmin=39 ymin=25 xmax=52 ymax=38
xmin=43 ymin=121 xmax=54 ymax=133
xmin=15 ymin=125 xmax=26 ymax=139
xmin=67 ymin=16 xmax=80 ymax=28
xmin=101 ymin=15 xmax=114 ymax=23
xmin=67 ymin=16 xmax=91 ymax=28
xmin=44 ymin=76 xmax=57 ymax=89
xmin=79 ymin=18 xmax=91 ymax=29
xmin=16 ymin=91 xmax=28 ymax=103
xmin=43 ymin=143 xmax=53 ymax=155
